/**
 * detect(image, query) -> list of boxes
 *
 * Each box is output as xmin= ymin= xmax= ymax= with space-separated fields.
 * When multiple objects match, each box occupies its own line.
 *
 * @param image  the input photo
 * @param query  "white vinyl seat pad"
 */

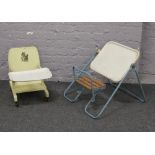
xmin=90 ymin=41 xmax=140 ymax=82
xmin=9 ymin=68 xmax=52 ymax=82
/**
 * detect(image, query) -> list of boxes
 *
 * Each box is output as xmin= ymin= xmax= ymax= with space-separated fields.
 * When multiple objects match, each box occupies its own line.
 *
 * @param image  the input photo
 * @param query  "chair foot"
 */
xmin=13 ymin=93 xmax=18 ymax=103
xmin=84 ymin=95 xmax=101 ymax=119
xmin=64 ymin=81 xmax=84 ymax=102
xmin=15 ymin=101 xmax=19 ymax=107
xmin=43 ymin=88 xmax=51 ymax=102
xmin=43 ymin=97 xmax=50 ymax=102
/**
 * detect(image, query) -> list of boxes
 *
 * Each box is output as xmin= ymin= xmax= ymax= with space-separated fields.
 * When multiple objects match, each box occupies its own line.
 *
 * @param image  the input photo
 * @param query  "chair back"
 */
xmin=8 ymin=46 xmax=40 ymax=72
xmin=90 ymin=41 xmax=140 ymax=82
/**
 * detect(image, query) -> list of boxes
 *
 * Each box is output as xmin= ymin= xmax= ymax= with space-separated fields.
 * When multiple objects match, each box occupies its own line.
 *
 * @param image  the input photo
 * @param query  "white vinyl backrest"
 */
xmin=90 ymin=41 xmax=140 ymax=82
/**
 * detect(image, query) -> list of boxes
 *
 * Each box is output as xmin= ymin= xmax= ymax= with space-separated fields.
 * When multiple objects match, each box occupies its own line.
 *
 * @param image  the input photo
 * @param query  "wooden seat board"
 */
xmin=76 ymin=76 xmax=105 ymax=90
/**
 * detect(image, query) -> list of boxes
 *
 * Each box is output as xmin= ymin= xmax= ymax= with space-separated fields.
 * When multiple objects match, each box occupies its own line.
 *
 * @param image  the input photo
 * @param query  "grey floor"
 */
xmin=0 ymin=81 xmax=154 ymax=132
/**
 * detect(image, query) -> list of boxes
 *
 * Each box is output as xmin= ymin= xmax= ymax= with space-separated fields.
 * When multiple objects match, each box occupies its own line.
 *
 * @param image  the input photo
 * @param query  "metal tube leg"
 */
xmin=109 ymin=67 xmax=146 ymax=103
xmin=64 ymin=81 xmax=84 ymax=102
xmin=111 ymin=84 xmax=145 ymax=102
xmin=85 ymin=76 xmax=125 ymax=119
xmin=133 ymin=67 xmax=146 ymax=102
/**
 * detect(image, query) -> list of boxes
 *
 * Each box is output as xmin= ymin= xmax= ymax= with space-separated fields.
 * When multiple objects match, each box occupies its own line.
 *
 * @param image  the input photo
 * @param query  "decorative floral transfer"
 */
xmin=21 ymin=52 xmax=28 ymax=62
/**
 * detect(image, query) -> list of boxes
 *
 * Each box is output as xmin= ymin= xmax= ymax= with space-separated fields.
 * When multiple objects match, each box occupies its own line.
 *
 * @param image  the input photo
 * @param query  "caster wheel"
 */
xmin=44 ymin=97 xmax=50 ymax=102
xmin=15 ymin=102 xmax=19 ymax=107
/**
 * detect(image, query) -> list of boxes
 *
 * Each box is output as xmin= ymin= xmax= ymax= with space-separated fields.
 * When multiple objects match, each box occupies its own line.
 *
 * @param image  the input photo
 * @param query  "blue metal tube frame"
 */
xmin=64 ymin=54 xmax=146 ymax=119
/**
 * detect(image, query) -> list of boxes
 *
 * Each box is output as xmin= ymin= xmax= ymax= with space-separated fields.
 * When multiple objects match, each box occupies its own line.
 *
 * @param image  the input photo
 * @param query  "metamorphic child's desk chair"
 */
xmin=64 ymin=41 xmax=146 ymax=119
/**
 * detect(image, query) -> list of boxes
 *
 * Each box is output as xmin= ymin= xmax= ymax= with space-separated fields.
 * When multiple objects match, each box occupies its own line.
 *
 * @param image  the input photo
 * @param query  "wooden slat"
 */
xmin=82 ymin=76 xmax=104 ymax=88
xmin=76 ymin=79 xmax=92 ymax=90
xmin=76 ymin=76 xmax=106 ymax=90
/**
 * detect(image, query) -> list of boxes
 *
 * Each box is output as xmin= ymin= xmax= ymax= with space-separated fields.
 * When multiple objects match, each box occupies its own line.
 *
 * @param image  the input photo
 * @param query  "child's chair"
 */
xmin=64 ymin=41 xmax=146 ymax=119
xmin=8 ymin=46 xmax=52 ymax=106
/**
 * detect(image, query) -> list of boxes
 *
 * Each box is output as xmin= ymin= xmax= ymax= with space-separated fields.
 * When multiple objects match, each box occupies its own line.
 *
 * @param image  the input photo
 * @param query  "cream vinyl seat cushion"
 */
xmin=90 ymin=41 xmax=140 ymax=82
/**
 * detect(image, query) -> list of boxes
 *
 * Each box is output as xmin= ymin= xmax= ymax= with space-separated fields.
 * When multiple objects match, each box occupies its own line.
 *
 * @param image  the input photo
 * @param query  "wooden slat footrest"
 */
xmin=76 ymin=76 xmax=106 ymax=90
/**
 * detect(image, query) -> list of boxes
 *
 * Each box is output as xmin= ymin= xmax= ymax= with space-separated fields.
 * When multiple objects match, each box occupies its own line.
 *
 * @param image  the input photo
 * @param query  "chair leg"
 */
xmin=85 ymin=77 xmax=125 ymax=119
xmin=64 ymin=81 xmax=84 ymax=102
xmin=109 ymin=66 xmax=146 ymax=103
xmin=133 ymin=66 xmax=146 ymax=102
xmin=44 ymin=88 xmax=49 ymax=98
xmin=42 ymin=82 xmax=50 ymax=98
xmin=9 ymin=81 xmax=18 ymax=104
xmin=12 ymin=91 xmax=18 ymax=103
xmin=11 ymin=89 xmax=19 ymax=107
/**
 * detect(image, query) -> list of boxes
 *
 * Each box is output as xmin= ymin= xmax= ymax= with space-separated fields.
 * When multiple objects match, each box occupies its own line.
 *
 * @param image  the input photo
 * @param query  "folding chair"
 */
xmin=8 ymin=46 xmax=52 ymax=106
xmin=64 ymin=41 xmax=146 ymax=119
